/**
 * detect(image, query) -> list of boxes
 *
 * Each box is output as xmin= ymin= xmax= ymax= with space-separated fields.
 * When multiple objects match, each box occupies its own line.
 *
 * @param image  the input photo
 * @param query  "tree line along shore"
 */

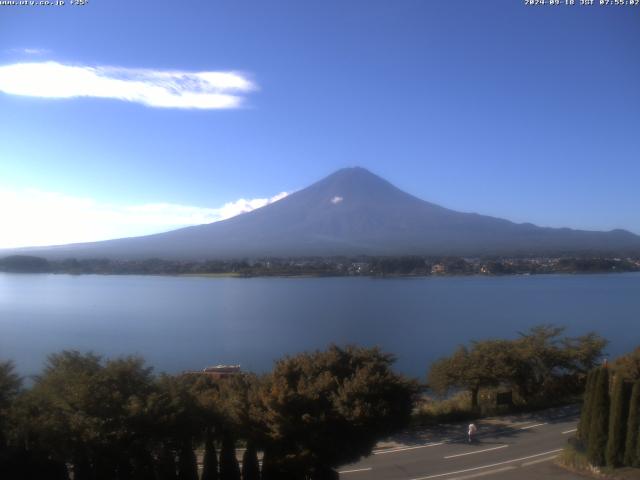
xmin=1 ymin=254 xmax=639 ymax=277
xmin=2 ymin=325 xmax=639 ymax=479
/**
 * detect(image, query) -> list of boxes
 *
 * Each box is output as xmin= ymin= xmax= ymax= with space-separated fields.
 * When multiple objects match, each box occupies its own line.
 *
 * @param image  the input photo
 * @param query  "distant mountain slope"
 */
xmin=6 ymin=167 xmax=640 ymax=259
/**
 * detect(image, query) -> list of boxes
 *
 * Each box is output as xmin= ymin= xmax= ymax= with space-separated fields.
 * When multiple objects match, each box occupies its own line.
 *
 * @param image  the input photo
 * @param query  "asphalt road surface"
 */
xmin=339 ymin=407 xmax=585 ymax=480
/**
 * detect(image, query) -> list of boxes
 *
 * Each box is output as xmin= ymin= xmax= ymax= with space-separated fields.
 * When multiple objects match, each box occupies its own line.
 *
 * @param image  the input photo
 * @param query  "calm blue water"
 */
xmin=0 ymin=273 xmax=638 ymax=378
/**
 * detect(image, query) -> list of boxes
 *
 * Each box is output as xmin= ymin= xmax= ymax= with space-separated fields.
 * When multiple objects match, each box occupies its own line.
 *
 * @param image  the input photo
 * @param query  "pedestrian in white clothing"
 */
xmin=468 ymin=423 xmax=477 ymax=443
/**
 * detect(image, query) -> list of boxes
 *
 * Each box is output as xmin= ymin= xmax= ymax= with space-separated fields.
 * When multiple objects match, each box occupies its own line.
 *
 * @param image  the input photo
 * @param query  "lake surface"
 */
xmin=1 ymin=272 xmax=639 ymax=378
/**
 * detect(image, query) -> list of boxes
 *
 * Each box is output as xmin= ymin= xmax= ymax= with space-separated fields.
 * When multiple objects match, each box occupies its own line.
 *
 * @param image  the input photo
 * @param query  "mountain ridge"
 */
xmin=4 ymin=167 xmax=640 ymax=259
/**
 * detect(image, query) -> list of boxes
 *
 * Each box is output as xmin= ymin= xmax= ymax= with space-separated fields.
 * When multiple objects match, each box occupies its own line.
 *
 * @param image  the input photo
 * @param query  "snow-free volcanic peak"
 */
xmin=5 ymin=167 xmax=640 ymax=259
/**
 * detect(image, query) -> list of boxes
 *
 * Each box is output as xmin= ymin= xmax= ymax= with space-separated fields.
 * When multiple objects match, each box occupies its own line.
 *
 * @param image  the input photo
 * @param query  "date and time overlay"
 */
xmin=1 ymin=0 xmax=640 ymax=7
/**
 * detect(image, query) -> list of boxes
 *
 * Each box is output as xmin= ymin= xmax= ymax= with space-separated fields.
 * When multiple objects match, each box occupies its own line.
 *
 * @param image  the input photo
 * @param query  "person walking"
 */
xmin=468 ymin=423 xmax=478 ymax=443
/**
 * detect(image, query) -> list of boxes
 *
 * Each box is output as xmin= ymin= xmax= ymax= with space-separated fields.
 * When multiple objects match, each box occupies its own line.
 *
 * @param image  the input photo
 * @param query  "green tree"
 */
xmin=216 ymin=373 xmax=267 ymax=479
xmin=17 ymin=351 xmax=159 ymax=478
xmin=201 ymin=430 xmax=219 ymax=480
xmin=219 ymin=434 xmax=241 ymax=480
xmin=606 ymin=374 xmax=630 ymax=466
xmin=624 ymin=381 xmax=640 ymax=467
xmin=428 ymin=340 xmax=516 ymax=409
xmin=637 ymin=413 xmax=640 ymax=471
xmin=241 ymin=443 xmax=260 ymax=480
xmin=258 ymin=345 xmax=417 ymax=478
xmin=217 ymin=373 xmax=265 ymax=448
xmin=613 ymin=347 xmax=640 ymax=381
xmin=155 ymin=375 xmax=212 ymax=480
xmin=91 ymin=356 xmax=156 ymax=476
xmin=26 ymin=351 xmax=103 ymax=476
xmin=429 ymin=326 xmax=606 ymax=407
xmin=0 ymin=255 xmax=50 ymax=273
xmin=0 ymin=360 xmax=21 ymax=450
xmin=310 ymin=464 xmax=339 ymax=480
xmin=260 ymin=449 xmax=278 ymax=480
xmin=155 ymin=445 xmax=178 ymax=480
xmin=510 ymin=325 xmax=567 ymax=401
xmin=577 ymin=368 xmax=597 ymax=443
xmin=587 ymin=367 xmax=610 ymax=466
xmin=561 ymin=332 xmax=608 ymax=376
xmin=177 ymin=440 xmax=198 ymax=480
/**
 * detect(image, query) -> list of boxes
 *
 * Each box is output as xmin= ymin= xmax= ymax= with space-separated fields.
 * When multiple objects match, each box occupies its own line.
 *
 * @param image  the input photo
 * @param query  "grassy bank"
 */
xmin=558 ymin=443 xmax=640 ymax=479
xmin=412 ymin=389 xmax=583 ymax=426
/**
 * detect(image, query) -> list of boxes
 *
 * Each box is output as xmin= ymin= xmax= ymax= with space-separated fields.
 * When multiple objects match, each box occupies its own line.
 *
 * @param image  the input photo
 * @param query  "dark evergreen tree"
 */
xmin=260 ymin=449 xmax=277 ymax=480
xmin=56 ymin=458 xmax=71 ymax=480
xmin=155 ymin=446 xmax=178 ymax=480
xmin=637 ymin=416 xmax=640 ymax=471
xmin=0 ymin=361 xmax=21 ymax=453
xmin=73 ymin=452 xmax=92 ymax=480
xmin=587 ymin=367 xmax=610 ymax=466
xmin=578 ymin=369 xmax=597 ymax=443
xmin=177 ymin=441 xmax=198 ymax=480
xmin=201 ymin=432 xmax=219 ymax=480
xmin=625 ymin=381 xmax=640 ymax=467
xmin=219 ymin=434 xmax=241 ymax=480
xmin=130 ymin=449 xmax=156 ymax=480
xmin=48 ymin=458 xmax=70 ymax=480
xmin=116 ymin=455 xmax=133 ymax=480
xmin=606 ymin=374 xmax=629 ymax=466
xmin=241 ymin=443 xmax=260 ymax=480
xmin=311 ymin=464 xmax=339 ymax=479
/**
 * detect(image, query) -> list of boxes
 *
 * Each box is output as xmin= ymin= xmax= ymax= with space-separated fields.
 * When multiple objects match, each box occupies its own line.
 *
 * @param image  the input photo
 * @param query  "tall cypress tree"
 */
xmin=155 ymin=446 xmax=177 ymax=480
xmin=578 ymin=369 xmax=597 ymax=444
xmin=241 ymin=443 xmax=260 ymax=480
xmin=130 ymin=449 xmax=156 ymax=480
xmin=625 ymin=381 xmax=640 ymax=467
xmin=637 ymin=413 xmax=640 ymax=469
xmin=201 ymin=431 xmax=219 ymax=480
xmin=72 ymin=452 xmax=92 ymax=480
xmin=606 ymin=375 xmax=629 ymax=467
xmin=587 ymin=367 xmax=610 ymax=466
xmin=260 ymin=449 xmax=278 ymax=480
xmin=177 ymin=441 xmax=198 ymax=480
xmin=311 ymin=464 xmax=339 ymax=479
xmin=219 ymin=435 xmax=241 ymax=480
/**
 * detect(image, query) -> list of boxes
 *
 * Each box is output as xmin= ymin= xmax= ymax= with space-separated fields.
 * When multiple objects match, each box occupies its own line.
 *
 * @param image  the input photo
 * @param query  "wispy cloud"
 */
xmin=0 ymin=61 xmax=256 ymax=109
xmin=0 ymin=189 xmax=287 ymax=249
xmin=8 ymin=48 xmax=51 ymax=55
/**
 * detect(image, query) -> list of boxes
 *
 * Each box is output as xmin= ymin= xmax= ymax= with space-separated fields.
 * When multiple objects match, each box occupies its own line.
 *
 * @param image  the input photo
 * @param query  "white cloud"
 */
xmin=0 ymin=61 xmax=256 ymax=109
xmin=215 ymin=192 xmax=289 ymax=220
xmin=0 ymin=189 xmax=287 ymax=249
xmin=331 ymin=196 xmax=343 ymax=204
xmin=8 ymin=48 xmax=51 ymax=55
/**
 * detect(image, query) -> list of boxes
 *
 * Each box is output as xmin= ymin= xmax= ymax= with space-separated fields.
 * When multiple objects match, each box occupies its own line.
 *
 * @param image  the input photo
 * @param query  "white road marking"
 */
xmin=370 ymin=419 xmax=577 ymax=458
xmin=521 ymin=454 xmax=559 ymax=467
xmin=373 ymin=442 xmax=445 ymax=455
xmin=510 ymin=421 xmax=538 ymax=427
xmin=338 ymin=467 xmax=373 ymax=474
xmin=519 ymin=422 xmax=547 ymax=430
xmin=409 ymin=448 xmax=564 ymax=480
xmin=562 ymin=428 xmax=577 ymax=434
xmin=449 ymin=466 xmax=516 ymax=480
xmin=444 ymin=445 xmax=508 ymax=459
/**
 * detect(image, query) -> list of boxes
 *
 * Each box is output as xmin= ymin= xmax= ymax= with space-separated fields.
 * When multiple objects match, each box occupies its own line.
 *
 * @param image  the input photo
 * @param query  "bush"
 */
xmin=560 ymin=441 xmax=591 ymax=472
xmin=587 ymin=368 xmax=610 ymax=467
xmin=413 ymin=392 xmax=476 ymax=425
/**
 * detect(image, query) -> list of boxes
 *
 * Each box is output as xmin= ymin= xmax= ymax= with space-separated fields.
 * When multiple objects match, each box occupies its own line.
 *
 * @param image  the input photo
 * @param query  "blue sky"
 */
xmin=1 ymin=0 xmax=639 ymax=247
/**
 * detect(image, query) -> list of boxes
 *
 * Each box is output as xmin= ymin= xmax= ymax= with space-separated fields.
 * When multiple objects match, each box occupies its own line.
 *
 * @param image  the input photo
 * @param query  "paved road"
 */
xmin=339 ymin=408 xmax=585 ymax=480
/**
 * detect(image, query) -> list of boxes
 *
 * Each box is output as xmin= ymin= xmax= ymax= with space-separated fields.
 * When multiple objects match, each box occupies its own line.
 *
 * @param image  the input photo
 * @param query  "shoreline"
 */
xmin=1 ymin=270 xmax=639 ymax=279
